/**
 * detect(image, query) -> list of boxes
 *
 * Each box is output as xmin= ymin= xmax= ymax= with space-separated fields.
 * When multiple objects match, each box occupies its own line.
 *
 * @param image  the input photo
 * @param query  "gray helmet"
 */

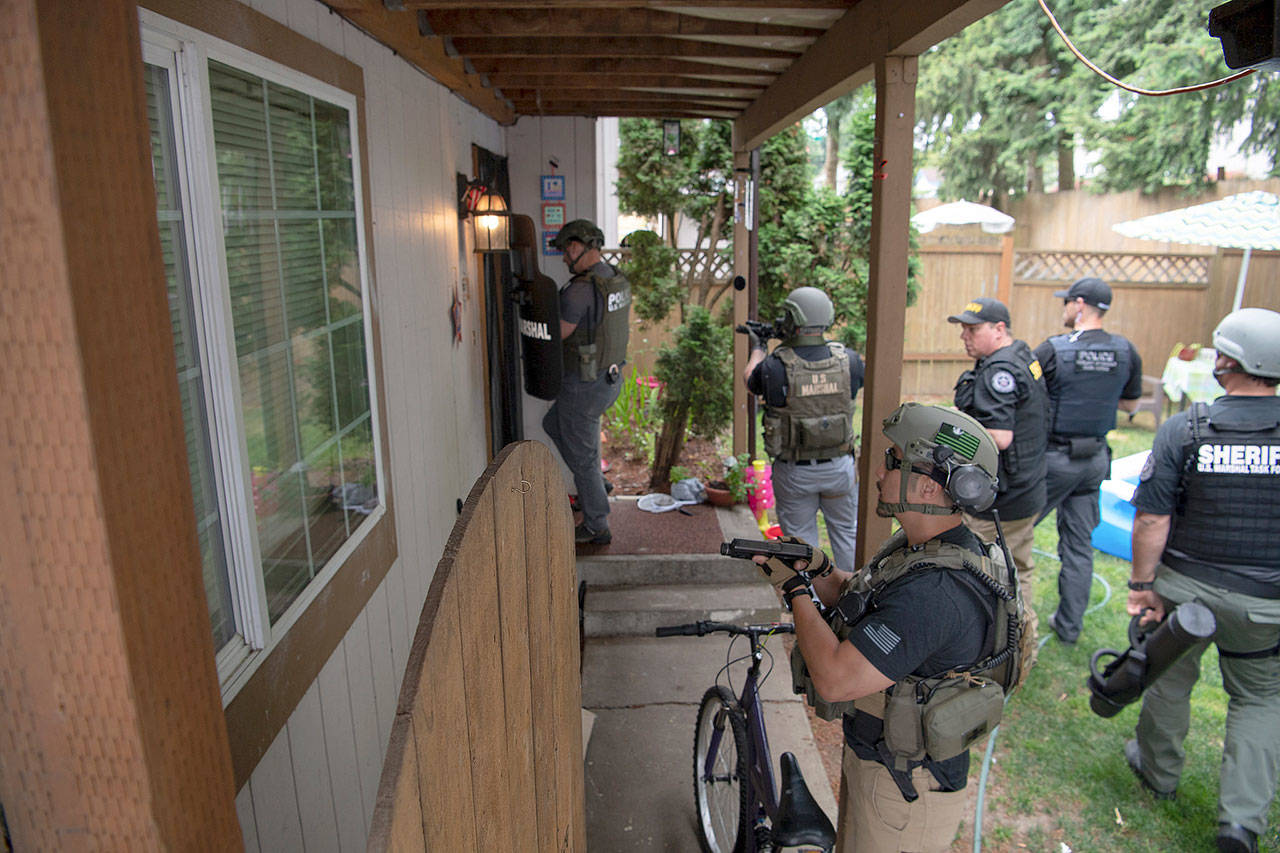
xmin=551 ymin=218 xmax=604 ymax=251
xmin=781 ymin=287 xmax=834 ymax=333
xmin=1212 ymin=308 xmax=1280 ymax=379
xmin=880 ymin=402 xmax=999 ymax=515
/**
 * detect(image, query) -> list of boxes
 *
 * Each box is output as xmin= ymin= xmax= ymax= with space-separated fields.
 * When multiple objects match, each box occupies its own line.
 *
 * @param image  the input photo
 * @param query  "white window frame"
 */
xmin=142 ymin=11 xmax=386 ymax=703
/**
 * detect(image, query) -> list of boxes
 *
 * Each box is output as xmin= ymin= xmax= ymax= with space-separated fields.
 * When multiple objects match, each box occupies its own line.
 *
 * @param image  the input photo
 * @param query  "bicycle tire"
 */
xmin=693 ymin=685 xmax=753 ymax=853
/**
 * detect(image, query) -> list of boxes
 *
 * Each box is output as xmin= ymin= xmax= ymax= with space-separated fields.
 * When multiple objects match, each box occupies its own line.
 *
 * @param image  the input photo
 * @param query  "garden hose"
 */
xmin=972 ymin=549 xmax=1114 ymax=853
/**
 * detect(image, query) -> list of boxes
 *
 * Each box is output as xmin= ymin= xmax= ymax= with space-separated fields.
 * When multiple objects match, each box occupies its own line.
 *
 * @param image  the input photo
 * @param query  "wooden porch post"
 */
xmin=857 ymin=55 xmax=918 ymax=567
xmin=0 ymin=1 xmax=239 ymax=847
xmin=732 ymin=147 xmax=752 ymax=456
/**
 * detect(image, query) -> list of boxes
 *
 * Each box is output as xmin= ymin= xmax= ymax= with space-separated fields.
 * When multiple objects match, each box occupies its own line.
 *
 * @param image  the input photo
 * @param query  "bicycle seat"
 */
xmin=772 ymin=751 xmax=836 ymax=850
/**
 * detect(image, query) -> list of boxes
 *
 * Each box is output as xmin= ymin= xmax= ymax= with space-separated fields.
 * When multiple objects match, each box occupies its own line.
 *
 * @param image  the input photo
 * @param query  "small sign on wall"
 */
xmin=542 ymin=232 xmax=562 ymax=255
xmin=542 ymin=202 xmax=566 ymax=229
xmin=540 ymin=174 xmax=565 ymax=201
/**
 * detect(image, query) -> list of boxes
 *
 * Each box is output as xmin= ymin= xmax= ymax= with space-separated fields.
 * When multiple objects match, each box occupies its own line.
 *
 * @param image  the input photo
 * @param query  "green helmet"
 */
xmin=880 ymin=402 xmax=999 ymax=516
xmin=1212 ymin=307 xmax=1280 ymax=379
xmin=551 ymin=218 xmax=605 ymax=251
xmin=780 ymin=287 xmax=834 ymax=334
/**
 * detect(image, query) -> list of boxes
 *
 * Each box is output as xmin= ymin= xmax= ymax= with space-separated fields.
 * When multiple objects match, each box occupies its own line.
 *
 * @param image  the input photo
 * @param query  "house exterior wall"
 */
xmin=505 ymin=115 xmax=599 ymax=485
xmin=210 ymin=2 xmax=578 ymax=849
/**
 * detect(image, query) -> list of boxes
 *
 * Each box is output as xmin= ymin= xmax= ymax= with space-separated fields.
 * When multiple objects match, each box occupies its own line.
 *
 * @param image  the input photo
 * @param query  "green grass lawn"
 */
xmin=968 ymin=416 xmax=1280 ymax=852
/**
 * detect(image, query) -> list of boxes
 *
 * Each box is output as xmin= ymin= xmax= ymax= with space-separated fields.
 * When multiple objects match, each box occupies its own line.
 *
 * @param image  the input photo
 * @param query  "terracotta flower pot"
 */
xmin=705 ymin=484 xmax=734 ymax=507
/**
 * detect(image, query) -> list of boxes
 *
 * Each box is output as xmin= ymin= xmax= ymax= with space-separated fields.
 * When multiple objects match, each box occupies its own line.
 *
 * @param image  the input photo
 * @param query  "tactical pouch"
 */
xmin=1066 ymin=435 xmax=1104 ymax=460
xmin=919 ymin=676 xmax=1004 ymax=761
xmin=789 ymin=645 xmax=856 ymax=721
xmin=882 ymin=685 xmax=926 ymax=766
xmin=762 ymin=410 xmax=784 ymax=459
xmin=793 ymin=414 xmax=851 ymax=456
xmin=577 ymin=343 xmax=598 ymax=381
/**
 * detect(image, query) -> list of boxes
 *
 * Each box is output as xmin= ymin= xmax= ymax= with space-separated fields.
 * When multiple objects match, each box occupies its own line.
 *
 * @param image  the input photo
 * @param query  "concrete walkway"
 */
xmin=580 ymin=502 xmax=837 ymax=850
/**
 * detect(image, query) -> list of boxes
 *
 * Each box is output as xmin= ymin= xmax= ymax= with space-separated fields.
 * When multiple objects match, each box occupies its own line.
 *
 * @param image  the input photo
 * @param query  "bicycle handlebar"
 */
xmin=655 ymin=620 xmax=795 ymax=638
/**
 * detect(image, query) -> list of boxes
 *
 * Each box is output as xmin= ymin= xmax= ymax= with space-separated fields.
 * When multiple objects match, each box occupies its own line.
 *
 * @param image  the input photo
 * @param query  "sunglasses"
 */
xmin=884 ymin=447 xmax=904 ymax=470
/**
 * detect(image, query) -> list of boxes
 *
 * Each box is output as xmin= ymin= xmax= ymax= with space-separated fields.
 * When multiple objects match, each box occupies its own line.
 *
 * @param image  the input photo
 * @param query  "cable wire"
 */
xmin=972 ymin=549 xmax=1115 ymax=853
xmin=1037 ymin=0 xmax=1255 ymax=96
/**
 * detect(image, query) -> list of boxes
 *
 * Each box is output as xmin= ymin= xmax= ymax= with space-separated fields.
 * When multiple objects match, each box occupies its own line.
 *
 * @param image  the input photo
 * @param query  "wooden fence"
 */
xmin=368 ymin=441 xmax=584 ymax=851
xmin=902 ymin=231 xmax=1280 ymax=399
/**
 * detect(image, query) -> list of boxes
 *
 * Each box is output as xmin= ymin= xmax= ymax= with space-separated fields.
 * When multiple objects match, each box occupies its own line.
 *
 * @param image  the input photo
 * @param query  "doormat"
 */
xmin=576 ymin=499 xmax=726 ymax=555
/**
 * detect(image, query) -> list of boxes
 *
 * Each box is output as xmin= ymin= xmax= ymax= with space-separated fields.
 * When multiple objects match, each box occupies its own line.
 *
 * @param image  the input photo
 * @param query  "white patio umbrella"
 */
xmin=1112 ymin=190 xmax=1280 ymax=311
xmin=912 ymin=199 xmax=1016 ymax=234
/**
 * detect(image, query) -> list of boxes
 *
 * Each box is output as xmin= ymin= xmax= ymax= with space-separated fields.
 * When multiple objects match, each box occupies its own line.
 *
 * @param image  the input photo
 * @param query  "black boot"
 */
xmin=1216 ymin=823 xmax=1257 ymax=853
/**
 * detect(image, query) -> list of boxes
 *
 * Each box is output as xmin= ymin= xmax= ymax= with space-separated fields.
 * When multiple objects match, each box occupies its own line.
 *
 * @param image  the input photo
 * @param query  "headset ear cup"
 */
xmin=948 ymin=465 xmax=996 ymax=512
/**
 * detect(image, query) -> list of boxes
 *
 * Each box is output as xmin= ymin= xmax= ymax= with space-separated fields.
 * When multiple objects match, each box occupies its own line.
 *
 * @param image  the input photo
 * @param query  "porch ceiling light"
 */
xmin=662 ymin=119 xmax=680 ymax=157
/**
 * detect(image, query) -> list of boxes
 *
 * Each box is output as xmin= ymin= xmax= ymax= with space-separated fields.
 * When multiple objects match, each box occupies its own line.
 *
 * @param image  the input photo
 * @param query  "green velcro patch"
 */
xmin=935 ymin=423 xmax=981 ymax=460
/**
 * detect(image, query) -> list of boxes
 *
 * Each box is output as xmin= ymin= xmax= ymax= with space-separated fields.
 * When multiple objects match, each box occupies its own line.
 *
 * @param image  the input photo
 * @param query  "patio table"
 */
xmin=1161 ymin=349 xmax=1220 ymax=406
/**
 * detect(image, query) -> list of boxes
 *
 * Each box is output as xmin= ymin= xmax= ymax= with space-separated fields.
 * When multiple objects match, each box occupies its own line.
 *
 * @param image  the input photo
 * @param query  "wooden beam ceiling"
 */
xmin=328 ymin=0 xmax=1011 ymax=136
xmin=419 ymin=8 xmax=824 ymax=39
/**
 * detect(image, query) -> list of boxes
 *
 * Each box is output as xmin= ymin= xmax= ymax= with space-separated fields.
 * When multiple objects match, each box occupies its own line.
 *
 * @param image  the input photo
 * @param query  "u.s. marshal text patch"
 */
xmin=988 ymin=369 xmax=1016 ymax=394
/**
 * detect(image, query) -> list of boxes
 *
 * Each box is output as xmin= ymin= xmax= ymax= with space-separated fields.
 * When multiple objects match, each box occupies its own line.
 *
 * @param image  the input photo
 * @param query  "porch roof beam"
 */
xmin=733 ymin=0 xmax=1006 ymax=149
xmin=503 ymin=88 xmax=751 ymax=105
xmin=469 ymin=55 xmax=782 ymax=78
xmin=402 ymin=1 xmax=854 ymax=8
xmin=513 ymin=103 xmax=739 ymax=118
xmin=484 ymin=73 xmax=765 ymax=92
xmin=447 ymin=36 xmax=803 ymax=60
xmin=421 ymin=8 xmax=823 ymax=39
xmin=337 ymin=6 xmax=514 ymax=122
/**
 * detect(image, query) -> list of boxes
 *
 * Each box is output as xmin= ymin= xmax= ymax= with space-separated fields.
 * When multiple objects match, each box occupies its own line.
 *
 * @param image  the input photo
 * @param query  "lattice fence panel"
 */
xmin=1014 ymin=250 xmax=1210 ymax=285
xmin=602 ymin=248 xmax=733 ymax=284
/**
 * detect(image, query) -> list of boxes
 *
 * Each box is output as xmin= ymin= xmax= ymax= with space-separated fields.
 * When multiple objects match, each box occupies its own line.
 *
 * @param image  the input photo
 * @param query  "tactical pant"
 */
xmin=1037 ymin=443 xmax=1110 ymax=643
xmin=1136 ymin=567 xmax=1280 ymax=834
xmin=836 ymin=748 xmax=967 ymax=853
xmin=772 ymin=453 xmax=858 ymax=573
xmin=542 ymin=372 xmax=621 ymax=532
xmin=964 ymin=513 xmax=1038 ymax=652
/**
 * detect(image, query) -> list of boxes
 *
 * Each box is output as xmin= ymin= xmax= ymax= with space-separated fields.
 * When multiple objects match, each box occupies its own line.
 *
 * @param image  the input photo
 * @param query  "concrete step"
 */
xmin=582 ymin=582 xmax=782 ymax=638
xmin=577 ymin=552 xmax=759 ymax=588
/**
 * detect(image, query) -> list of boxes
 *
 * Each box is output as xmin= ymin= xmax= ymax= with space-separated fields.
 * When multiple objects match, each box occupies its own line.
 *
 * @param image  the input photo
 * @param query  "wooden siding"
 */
xmin=223 ymin=0 xmax=541 ymax=849
xmin=367 ymin=441 xmax=584 ymax=851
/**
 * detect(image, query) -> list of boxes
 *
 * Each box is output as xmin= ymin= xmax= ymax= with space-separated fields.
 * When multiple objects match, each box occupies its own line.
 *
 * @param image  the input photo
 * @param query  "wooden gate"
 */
xmin=368 ymin=441 xmax=583 ymax=850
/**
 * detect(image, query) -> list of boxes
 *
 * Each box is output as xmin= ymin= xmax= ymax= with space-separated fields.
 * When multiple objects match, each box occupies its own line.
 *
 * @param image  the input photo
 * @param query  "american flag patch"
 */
xmin=935 ymin=423 xmax=981 ymax=460
xmin=862 ymin=622 xmax=901 ymax=656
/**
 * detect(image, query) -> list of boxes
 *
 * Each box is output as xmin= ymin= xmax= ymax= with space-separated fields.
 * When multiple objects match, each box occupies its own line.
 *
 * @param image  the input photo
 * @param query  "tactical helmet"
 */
xmin=880 ymin=402 xmax=999 ymax=515
xmin=1212 ymin=307 xmax=1280 ymax=379
xmin=781 ymin=287 xmax=835 ymax=333
xmin=551 ymin=218 xmax=605 ymax=251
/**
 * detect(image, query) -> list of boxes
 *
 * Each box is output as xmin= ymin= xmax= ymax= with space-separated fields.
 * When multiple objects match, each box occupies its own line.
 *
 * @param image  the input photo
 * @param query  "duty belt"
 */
xmin=791 ymin=457 xmax=836 ymax=466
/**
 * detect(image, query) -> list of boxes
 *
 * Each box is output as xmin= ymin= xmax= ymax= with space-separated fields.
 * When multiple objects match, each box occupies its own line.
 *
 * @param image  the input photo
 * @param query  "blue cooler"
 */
xmin=1090 ymin=450 xmax=1150 ymax=561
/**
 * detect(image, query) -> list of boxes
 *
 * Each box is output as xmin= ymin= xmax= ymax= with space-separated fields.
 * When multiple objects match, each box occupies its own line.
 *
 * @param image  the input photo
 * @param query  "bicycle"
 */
xmin=655 ymin=619 xmax=837 ymax=853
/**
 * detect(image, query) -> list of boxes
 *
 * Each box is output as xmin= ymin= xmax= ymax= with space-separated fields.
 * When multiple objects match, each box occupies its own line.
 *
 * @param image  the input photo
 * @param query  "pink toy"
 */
xmin=744 ymin=460 xmax=775 ymax=536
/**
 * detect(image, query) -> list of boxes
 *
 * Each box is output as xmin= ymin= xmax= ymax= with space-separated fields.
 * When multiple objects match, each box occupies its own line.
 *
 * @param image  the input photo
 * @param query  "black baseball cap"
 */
xmin=947 ymin=297 xmax=1010 ymax=326
xmin=1055 ymin=277 xmax=1112 ymax=310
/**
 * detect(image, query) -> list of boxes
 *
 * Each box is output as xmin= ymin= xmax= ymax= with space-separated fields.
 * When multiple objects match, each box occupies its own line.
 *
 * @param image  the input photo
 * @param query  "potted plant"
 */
xmin=705 ymin=453 xmax=752 ymax=506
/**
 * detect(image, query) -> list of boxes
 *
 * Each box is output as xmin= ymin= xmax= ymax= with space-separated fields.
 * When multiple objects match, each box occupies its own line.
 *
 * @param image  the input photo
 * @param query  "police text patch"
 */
xmin=1196 ymin=443 xmax=1280 ymax=475
xmin=988 ymin=369 xmax=1016 ymax=394
xmin=1073 ymin=349 xmax=1119 ymax=373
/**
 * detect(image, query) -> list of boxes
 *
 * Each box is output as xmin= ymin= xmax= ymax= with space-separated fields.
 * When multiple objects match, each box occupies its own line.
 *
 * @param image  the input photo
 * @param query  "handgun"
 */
xmin=720 ymin=538 xmax=813 ymax=563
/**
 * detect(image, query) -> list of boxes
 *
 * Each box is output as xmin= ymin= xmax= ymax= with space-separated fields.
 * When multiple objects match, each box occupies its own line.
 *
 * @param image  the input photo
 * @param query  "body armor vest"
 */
xmin=1046 ymin=332 xmax=1133 ymax=437
xmin=762 ymin=343 xmax=855 ymax=462
xmin=1165 ymin=403 xmax=1280 ymax=599
xmin=562 ymin=267 xmax=631 ymax=380
xmin=954 ymin=341 xmax=1048 ymax=504
xmin=790 ymin=530 xmax=1026 ymax=766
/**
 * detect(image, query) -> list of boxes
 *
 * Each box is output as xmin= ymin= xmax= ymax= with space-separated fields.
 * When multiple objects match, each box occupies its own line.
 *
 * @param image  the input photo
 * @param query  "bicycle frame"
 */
xmin=661 ymin=619 xmax=834 ymax=853
xmin=700 ymin=626 xmax=782 ymax=850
